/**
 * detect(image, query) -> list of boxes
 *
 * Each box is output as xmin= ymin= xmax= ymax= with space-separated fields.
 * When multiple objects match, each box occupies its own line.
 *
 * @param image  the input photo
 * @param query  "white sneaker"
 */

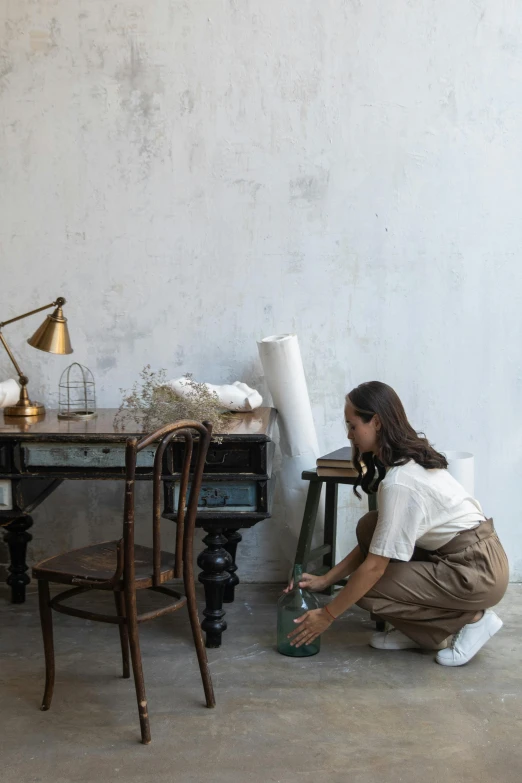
xmin=435 ymin=609 xmax=503 ymax=667
xmin=370 ymin=627 xmax=448 ymax=651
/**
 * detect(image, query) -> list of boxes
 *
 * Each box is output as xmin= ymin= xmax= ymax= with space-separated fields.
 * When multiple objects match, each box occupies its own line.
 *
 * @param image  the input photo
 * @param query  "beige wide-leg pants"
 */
xmin=356 ymin=512 xmax=509 ymax=647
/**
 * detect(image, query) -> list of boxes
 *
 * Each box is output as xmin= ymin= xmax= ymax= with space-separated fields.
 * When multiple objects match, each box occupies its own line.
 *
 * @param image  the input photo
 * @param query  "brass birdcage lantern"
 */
xmin=58 ymin=362 xmax=97 ymax=420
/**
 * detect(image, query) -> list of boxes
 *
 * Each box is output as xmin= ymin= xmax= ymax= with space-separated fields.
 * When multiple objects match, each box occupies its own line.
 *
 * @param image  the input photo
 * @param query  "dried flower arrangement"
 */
xmin=114 ymin=366 xmax=230 ymax=438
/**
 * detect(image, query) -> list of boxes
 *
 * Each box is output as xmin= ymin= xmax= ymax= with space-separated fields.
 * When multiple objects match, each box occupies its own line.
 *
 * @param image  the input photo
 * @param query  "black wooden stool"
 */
xmin=294 ymin=469 xmax=384 ymax=629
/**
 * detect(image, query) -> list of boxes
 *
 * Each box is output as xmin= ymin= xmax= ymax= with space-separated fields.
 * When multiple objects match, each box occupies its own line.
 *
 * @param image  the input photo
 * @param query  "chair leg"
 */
xmin=371 ymin=613 xmax=386 ymax=632
xmin=322 ymin=482 xmax=338 ymax=596
xmin=114 ymin=591 xmax=130 ymax=679
xmin=37 ymin=580 xmax=55 ymax=711
xmin=124 ymin=588 xmax=151 ymax=744
xmin=294 ymin=479 xmax=323 ymax=569
xmin=185 ymin=575 xmax=215 ymax=708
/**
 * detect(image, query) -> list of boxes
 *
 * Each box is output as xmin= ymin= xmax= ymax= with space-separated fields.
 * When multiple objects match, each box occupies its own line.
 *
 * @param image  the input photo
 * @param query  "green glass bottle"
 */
xmin=277 ymin=564 xmax=321 ymax=657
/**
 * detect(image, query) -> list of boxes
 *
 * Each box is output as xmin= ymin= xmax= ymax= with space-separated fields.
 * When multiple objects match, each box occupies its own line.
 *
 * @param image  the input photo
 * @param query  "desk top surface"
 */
xmin=0 ymin=407 xmax=277 ymax=441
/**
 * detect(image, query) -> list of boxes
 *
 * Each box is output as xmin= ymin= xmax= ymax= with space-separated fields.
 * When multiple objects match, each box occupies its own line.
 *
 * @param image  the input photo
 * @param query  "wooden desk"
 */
xmin=0 ymin=408 xmax=277 ymax=647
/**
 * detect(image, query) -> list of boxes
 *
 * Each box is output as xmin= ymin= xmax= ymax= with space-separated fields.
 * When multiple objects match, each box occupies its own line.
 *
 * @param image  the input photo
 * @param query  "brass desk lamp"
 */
xmin=0 ymin=296 xmax=73 ymax=418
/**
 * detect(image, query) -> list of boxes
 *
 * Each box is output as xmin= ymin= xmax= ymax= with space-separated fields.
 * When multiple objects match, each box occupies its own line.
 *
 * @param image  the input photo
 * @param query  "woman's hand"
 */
xmin=282 ymin=573 xmax=328 ymax=595
xmin=287 ymin=608 xmax=334 ymax=648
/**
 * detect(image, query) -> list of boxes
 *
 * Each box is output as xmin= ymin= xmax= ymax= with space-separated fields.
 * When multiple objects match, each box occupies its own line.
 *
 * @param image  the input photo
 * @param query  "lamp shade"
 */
xmin=27 ymin=306 xmax=73 ymax=355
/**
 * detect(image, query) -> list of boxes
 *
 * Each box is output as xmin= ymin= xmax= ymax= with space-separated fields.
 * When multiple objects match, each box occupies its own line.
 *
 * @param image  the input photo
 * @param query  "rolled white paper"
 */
xmin=167 ymin=377 xmax=262 ymax=412
xmin=443 ymin=450 xmax=475 ymax=497
xmin=258 ymin=334 xmax=323 ymax=561
xmin=257 ymin=334 xmax=319 ymax=458
xmin=0 ymin=379 xmax=21 ymax=409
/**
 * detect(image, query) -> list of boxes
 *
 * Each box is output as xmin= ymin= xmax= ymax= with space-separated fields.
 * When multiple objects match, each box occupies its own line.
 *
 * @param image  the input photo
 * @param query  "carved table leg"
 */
xmin=223 ymin=529 xmax=242 ymax=604
xmin=3 ymin=515 xmax=33 ymax=604
xmin=197 ymin=527 xmax=232 ymax=648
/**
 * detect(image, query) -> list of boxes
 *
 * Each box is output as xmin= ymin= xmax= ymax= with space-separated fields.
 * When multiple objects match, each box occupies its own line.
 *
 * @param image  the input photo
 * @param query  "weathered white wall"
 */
xmin=1 ymin=1 xmax=522 ymax=581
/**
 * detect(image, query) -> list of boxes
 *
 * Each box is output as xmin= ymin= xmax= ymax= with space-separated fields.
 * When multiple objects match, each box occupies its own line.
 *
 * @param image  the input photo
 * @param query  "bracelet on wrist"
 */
xmin=324 ymin=604 xmax=337 ymax=621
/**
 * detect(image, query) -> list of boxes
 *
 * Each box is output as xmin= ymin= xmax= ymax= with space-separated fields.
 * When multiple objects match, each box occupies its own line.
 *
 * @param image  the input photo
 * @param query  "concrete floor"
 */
xmin=1 ymin=583 xmax=521 ymax=783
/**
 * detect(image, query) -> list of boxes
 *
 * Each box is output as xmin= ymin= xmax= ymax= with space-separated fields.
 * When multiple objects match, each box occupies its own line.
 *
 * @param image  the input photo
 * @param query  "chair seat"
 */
xmin=32 ymin=541 xmax=176 ymax=588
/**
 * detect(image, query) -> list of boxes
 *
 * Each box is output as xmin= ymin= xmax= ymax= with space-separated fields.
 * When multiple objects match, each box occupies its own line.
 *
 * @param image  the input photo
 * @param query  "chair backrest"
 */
xmin=122 ymin=420 xmax=212 ymax=588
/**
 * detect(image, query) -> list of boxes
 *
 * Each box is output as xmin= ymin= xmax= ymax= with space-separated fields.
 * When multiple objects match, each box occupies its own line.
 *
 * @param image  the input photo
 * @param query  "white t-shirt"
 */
xmin=369 ymin=461 xmax=485 ymax=561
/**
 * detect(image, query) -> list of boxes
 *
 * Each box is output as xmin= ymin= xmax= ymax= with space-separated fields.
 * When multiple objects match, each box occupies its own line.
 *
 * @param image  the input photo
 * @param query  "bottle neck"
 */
xmin=292 ymin=564 xmax=303 ymax=584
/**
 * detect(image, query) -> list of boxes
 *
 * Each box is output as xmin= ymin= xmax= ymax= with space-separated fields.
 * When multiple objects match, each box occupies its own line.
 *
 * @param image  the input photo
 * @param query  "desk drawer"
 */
xmin=171 ymin=442 xmax=268 ymax=474
xmin=173 ymin=481 xmax=257 ymax=512
xmin=22 ymin=443 xmax=157 ymax=469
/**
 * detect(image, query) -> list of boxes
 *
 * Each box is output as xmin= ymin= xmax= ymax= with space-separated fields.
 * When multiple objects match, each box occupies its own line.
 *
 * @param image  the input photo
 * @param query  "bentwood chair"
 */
xmin=32 ymin=420 xmax=215 ymax=744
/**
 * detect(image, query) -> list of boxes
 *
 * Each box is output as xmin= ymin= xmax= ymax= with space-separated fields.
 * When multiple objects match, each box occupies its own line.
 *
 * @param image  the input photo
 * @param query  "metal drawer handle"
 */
xmin=102 ymin=448 xmax=111 ymax=454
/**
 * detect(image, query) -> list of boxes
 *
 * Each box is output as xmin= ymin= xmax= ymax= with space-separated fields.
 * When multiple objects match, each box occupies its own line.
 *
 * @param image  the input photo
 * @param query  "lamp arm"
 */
xmin=0 ymin=297 xmax=65 ymax=330
xmin=0 ymin=331 xmax=25 ymax=379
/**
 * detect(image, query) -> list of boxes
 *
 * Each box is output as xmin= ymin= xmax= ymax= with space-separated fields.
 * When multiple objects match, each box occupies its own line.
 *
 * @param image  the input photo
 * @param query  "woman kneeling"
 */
xmin=288 ymin=381 xmax=509 ymax=667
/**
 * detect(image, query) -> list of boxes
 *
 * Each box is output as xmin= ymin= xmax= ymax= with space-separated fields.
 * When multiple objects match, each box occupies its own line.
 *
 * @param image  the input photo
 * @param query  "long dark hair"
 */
xmin=347 ymin=381 xmax=448 ymax=498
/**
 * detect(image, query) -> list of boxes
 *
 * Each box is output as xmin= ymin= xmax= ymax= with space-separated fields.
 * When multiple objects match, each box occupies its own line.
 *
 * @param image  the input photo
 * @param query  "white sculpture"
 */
xmin=0 ymin=378 xmax=20 ymax=409
xmin=167 ymin=376 xmax=263 ymax=412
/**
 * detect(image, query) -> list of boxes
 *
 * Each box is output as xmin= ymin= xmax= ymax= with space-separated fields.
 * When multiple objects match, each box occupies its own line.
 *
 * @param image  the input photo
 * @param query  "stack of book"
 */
xmin=316 ymin=446 xmax=358 ymax=477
